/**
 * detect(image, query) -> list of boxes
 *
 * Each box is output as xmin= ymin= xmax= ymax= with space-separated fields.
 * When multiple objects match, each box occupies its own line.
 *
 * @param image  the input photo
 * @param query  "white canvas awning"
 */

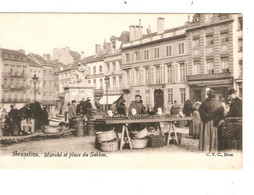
xmin=99 ymin=95 xmax=121 ymax=105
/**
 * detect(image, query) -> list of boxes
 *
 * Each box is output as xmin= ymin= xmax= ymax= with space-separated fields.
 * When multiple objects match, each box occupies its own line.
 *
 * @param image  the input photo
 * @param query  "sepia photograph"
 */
xmin=0 ymin=12 xmax=243 ymax=169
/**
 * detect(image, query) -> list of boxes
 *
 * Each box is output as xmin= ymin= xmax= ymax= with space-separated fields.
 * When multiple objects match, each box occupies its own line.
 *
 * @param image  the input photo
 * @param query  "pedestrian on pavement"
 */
xmin=9 ymin=105 xmax=22 ymax=136
xmin=84 ymin=97 xmax=92 ymax=115
xmin=170 ymin=100 xmax=180 ymax=116
xmin=25 ymin=104 xmax=32 ymax=124
xmin=198 ymin=90 xmax=225 ymax=152
xmin=227 ymin=88 xmax=242 ymax=117
xmin=42 ymin=105 xmax=49 ymax=125
xmin=95 ymin=99 xmax=101 ymax=110
xmin=192 ymin=101 xmax=202 ymax=138
xmin=164 ymin=100 xmax=172 ymax=115
xmin=68 ymin=100 xmax=77 ymax=128
xmin=183 ymin=99 xmax=193 ymax=127
xmin=219 ymin=97 xmax=227 ymax=116
xmin=64 ymin=102 xmax=70 ymax=121
xmin=80 ymin=98 xmax=86 ymax=114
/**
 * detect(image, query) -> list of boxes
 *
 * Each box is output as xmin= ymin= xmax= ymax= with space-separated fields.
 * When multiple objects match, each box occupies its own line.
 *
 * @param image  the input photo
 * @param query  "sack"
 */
xmin=148 ymin=134 xmax=165 ymax=148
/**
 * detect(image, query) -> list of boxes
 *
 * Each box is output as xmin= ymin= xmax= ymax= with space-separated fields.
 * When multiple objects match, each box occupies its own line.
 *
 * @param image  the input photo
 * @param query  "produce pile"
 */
xmin=102 ymin=114 xmax=175 ymax=120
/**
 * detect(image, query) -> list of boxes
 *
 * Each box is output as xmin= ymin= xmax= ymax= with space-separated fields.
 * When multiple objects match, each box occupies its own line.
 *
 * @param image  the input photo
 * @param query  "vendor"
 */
xmin=128 ymin=95 xmax=147 ymax=131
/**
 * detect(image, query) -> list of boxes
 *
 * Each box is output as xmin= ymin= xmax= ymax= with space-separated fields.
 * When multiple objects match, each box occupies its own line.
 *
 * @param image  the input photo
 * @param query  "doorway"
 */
xmin=154 ymin=89 xmax=164 ymax=112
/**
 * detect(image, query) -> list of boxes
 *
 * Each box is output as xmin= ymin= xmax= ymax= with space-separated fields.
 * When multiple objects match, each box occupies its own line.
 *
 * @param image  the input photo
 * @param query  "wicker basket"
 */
xmin=131 ymin=128 xmax=148 ymax=139
xmin=222 ymin=117 xmax=242 ymax=139
xmin=96 ymin=130 xmax=117 ymax=142
xmin=148 ymin=134 xmax=165 ymax=148
xmin=99 ymin=139 xmax=119 ymax=152
xmin=131 ymin=138 xmax=148 ymax=149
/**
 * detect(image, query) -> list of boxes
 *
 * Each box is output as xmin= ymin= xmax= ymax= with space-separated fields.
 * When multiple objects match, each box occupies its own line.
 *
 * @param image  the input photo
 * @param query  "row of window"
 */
xmin=134 ymin=88 xmax=186 ymax=105
xmin=125 ymin=64 xmax=187 ymax=86
xmin=88 ymin=76 xmax=123 ymax=89
xmin=124 ymin=42 xmax=185 ymax=63
xmin=192 ymin=57 xmax=230 ymax=75
xmin=3 ymin=65 xmax=54 ymax=77
xmin=2 ymin=91 xmax=53 ymax=100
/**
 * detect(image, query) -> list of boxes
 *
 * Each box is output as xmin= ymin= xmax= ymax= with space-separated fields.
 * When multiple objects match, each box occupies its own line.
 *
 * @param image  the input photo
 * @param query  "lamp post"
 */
xmin=32 ymin=74 xmax=38 ymax=102
xmin=104 ymin=76 xmax=110 ymax=112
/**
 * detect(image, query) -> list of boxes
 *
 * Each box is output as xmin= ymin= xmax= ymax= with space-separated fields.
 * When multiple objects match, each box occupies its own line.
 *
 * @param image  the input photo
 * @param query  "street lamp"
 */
xmin=32 ymin=74 xmax=38 ymax=102
xmin=104 ymin=76 xmax=110 ymax=112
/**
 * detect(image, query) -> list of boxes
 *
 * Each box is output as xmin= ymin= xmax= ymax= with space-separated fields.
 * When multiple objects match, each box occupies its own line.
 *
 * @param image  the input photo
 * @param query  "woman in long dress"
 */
xmin=198 ymin=90 xmax=225 ymax=152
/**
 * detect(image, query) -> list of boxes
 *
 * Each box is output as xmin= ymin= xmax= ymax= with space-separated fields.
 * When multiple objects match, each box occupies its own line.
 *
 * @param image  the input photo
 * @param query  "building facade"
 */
xmin=186 ymin=13 xmax=243 ymax=102
xmin=122 ymin=18 xmax=189 ymax=110
xmin=0 ymin=48 xmax=30 ymax=110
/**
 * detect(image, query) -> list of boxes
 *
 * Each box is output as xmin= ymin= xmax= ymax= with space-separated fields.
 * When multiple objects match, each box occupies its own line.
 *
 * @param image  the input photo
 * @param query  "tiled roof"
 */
xmin=0 ymin=48 xmax=27 ymax=62
xmin=81 ymin=55 xmax=95 ymax=64
xmin=26 ymin=56 xmax=42 ymax=66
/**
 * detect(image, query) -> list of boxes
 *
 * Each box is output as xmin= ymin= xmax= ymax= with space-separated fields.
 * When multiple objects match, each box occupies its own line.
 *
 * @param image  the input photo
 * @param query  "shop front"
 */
xmin=187 ymin=73 xmax=233 ymax=102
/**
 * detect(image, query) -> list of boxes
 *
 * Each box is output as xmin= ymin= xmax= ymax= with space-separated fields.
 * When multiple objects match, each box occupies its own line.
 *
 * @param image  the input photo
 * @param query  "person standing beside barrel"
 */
xmin=68 ymin=100 xmax=77 ymax=128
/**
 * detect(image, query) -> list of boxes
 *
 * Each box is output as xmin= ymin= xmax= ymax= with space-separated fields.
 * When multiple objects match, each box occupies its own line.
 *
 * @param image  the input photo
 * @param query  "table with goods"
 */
xmin=93 ymin=114 xmax=193 ymax=152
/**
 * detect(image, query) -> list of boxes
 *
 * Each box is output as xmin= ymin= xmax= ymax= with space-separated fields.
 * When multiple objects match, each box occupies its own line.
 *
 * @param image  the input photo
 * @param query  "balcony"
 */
xmin=2 ymin=72 xmax=28 ymax=78
xmin=187 ymin=72 xmax=233 ymax=81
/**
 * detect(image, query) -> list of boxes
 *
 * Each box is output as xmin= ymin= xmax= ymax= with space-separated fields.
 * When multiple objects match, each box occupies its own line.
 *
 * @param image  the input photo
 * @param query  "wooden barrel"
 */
xmin=76 ymin=125 xmax=86 ymax=137
xmin=75 ymin=116 xmax=84 ymax=127
xmin=86 ymin=122 xmax=95 ymax=136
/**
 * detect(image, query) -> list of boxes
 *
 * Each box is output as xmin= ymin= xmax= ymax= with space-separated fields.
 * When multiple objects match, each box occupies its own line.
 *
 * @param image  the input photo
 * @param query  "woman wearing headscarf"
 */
xmin=198 ymin=90 xmax=225 ymax=152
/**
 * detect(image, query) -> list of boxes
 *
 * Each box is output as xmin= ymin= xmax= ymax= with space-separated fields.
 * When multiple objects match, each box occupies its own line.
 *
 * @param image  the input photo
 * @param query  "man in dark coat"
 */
xmin=227 ymin=88 xmax=242 ymax=117
xmin=84 ymin=97 xmax=92 ymax=115
xmin=79 ymin=98 xmax=85 ymax=114
xmin=33 ymin=101 xmax=45 ymax=131
xmin=9 ymin=105 xmax=22 ymax=136
xmin=128 ymin=95 xmax=147 ymax=131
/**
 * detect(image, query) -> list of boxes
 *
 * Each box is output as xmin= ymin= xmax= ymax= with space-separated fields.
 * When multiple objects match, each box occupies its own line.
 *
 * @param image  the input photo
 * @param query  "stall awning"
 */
xmin=99 ymin=95 xmax=121 ymax=105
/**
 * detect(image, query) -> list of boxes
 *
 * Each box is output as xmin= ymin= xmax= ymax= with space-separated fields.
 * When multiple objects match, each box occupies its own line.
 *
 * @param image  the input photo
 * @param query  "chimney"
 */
xmin=43 ymin=54 xmax=50 ymax=62
xmin=129 ymin=25 xmax=134 ymax=41
xmin=95 ymin=44 xmax=102 ymax=55
xmin=157 ymin=17 xmax=165 ymax=34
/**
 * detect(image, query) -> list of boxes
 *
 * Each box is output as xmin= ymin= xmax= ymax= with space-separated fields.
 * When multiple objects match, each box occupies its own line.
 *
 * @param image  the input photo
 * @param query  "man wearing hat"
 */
xmin=198 ymin=89 xmax=225 ymax=152
xmin=128 ymin=95 xmax=147 ymax=131
xmin=227 ymin=88 xmax=242 ymax=117
xmin=68 ymin=100 xmax=77 ymax=128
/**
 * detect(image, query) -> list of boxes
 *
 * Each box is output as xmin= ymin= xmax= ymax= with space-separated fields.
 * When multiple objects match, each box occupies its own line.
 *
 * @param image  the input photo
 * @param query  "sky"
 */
xmin=0 ymin=13 xmax=192 ymax=57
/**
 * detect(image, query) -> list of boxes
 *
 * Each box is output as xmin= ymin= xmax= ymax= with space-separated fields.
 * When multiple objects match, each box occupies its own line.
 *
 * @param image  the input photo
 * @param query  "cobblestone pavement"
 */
xmin=0 ymin=126 xmax=199 ymax=156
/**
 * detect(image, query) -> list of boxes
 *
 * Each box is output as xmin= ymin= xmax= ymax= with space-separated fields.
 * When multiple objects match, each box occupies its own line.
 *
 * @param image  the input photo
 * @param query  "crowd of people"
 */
xmin=188 ymin=88 xmax=242 ymax=152
xmin=0 ymin=102 xmax=50 ymax=136
xmin=1 ymin=88 xmax=242 ymax=152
